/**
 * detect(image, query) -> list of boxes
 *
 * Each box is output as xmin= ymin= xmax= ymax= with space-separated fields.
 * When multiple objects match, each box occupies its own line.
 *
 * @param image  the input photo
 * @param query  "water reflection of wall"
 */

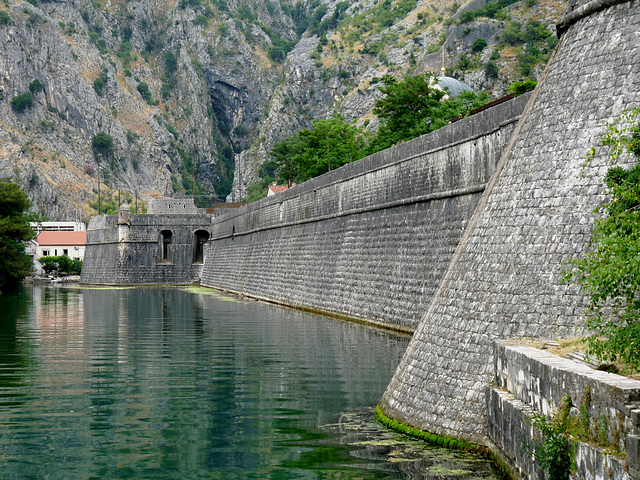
xmin=73 ymin=287 xmax=408 ymax=474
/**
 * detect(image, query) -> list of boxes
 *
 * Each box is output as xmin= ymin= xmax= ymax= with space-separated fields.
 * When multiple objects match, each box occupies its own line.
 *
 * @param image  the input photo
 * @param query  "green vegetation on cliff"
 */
xmin=0 ymin=0 xmax=564 ymax=213
xmin=260 ymin=72 xmax=491 ymax=193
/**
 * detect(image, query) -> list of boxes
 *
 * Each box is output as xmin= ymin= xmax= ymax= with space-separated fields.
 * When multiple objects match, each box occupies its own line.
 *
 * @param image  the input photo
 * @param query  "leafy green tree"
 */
xmin=369 ymin=73 xmax=447 ymax=152
xmin=267 ymin=115 xmax=366 ymax=185
xmin=0 ymin=179 xmax=35 ymax=292
xmin=71 ymin=258 xmax=83 ymax=275
xmin=93 ymin=70 xmax=108 ymax=96
xmin=267 ymin=116 xmax=367 ymax=186
xmin=38 ymin=255 xmax=81 ymax=275
xmin=91 ymin=132 xmax=114 ymax=158
xmin=38 ymin=256 xmax=58 ymax=274
xmin=471 ymin=38 xmax=488 ymax=53
xmin=10 ymin=92 xmax=34 ymax=113
xmin=507 ymin=79 xmax=537 ymax=96
xmin=368 ymin=73 xmax=490 ymax=154
xmin=136 ymin=82 xmax=154 ymax=104
xmin=524 ymin=20 xmax=551 ymax=43
xmin=565 ymin=108 xmax=640 ymax=368
xmin=268 ymin=47 xmax=286 ymax=63
xmin=485 ymin=61 xmax=500 ymax=79
xmin=500 ymin=21 xmax=523 ymax=46
xmin=268 ymin=135 xmax=304 ymax=186
xmin=296 ymin=116 xmax=367 ymax=180
xmin=57 ymin=254 xmax=73 ymax=273
xmin=29 ymin=79 xmax=44 ymax=94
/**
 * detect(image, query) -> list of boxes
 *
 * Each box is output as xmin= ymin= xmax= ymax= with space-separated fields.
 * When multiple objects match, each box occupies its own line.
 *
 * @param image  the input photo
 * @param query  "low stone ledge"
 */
xmin=490 ymin=340 xmax=640 ymax=479
xmin=488 ymin=386 xmax=634 ymax=480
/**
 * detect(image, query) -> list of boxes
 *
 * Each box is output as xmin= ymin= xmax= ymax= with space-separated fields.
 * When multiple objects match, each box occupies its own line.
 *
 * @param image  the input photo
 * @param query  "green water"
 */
xmin=0 ymin=285 xmax=499 ymax=479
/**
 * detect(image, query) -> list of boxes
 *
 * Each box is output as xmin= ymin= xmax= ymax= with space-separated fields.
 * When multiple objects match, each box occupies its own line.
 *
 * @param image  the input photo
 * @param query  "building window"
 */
xmin=63 ymin=249 xmax=68 ymax=256
xmin=159 ymin=230 xmax=173 ymax=263
xmin=193 ymin=230 xmax=210 ymax=264
xmin=42 ymin=250 xmax=49 ymax=257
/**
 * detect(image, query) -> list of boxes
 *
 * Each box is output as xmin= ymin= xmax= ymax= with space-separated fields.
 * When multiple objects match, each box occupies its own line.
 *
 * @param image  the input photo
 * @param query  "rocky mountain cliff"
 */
xmin=0 ymin=0 xmax=565 ymax=220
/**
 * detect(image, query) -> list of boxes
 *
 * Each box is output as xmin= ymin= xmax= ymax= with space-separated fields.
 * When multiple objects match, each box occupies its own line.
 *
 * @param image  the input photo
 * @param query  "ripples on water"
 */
xmin=0 ymin=285 xmax=499 ymax=479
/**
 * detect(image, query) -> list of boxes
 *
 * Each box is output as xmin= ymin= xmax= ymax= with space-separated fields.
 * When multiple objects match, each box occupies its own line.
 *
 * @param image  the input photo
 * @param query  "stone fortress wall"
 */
xmin=147 ymin=198 xmax=201 ymax=215
xmin=200 ymin=93 xmax=530 ymax=331
xmin=379 ymin=0 xmax=640 ymax=450
xmin=80 ymin=0 xmax=640 ymax=471
xmin=81 ymin=207 xmax=212 ymax=285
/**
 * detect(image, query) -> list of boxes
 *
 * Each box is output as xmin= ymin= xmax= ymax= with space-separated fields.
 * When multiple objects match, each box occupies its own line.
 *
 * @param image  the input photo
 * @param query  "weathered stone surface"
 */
xmin=201 ymin=94 xmax=528 ymax=331
xmin=81 ymin=212 xmax=212 ymax=285
xmin=488 ymin=341 xmax=640 ymax=480
xmin=379 ymin=0 xmax=640 ymax=444
xmin=147 ymin=198 xmax=201 ymax=215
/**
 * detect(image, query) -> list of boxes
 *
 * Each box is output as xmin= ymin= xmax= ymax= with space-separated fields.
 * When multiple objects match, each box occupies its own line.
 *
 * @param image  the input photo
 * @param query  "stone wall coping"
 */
xmin=87 ymin=214 xmax=212 ymax=230
xmin=557 ymin=0 xmax=634 ymax=35
xmin=496 ymin=340 xmax=640 ymax=398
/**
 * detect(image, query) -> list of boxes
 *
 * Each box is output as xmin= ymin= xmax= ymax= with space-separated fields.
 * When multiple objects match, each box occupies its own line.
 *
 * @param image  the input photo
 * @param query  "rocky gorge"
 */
xmin=0 ymin=0 xmax=566 ymax=219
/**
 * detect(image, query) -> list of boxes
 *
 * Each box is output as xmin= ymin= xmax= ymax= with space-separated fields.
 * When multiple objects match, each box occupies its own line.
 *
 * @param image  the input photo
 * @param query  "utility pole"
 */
xmin=237 ymin=159 xmax=242 ymax=203
xmin=97 ymin=158 xmax=101 ymax=215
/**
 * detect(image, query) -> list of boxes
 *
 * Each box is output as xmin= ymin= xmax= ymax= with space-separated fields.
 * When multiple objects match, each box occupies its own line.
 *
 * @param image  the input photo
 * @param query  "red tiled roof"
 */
xmin=268 ymin=184 xmax=290 ymax=194
xmin=37 ymin=231 xmax=87 ymax=246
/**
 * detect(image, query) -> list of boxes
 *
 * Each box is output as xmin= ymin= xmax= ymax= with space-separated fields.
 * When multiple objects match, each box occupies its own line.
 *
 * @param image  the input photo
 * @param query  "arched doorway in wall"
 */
xmin=193 ymin=230 xmax=210 ymax=264
xmin=159 ymin=230 xmax=173 ymax=263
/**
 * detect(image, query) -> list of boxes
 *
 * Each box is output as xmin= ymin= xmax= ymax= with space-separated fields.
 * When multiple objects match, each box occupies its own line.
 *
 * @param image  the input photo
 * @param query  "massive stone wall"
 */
xmin=81 ymin=213 xmax=212 ymax=285
xmin=200 ymin=94 xmax=529 ymax=331
xmin=379 ymin=0 xmax=640 ymax=445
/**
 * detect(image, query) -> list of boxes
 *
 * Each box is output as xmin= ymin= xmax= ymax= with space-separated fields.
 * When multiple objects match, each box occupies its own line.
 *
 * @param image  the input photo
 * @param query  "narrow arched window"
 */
xmin=160 ymin=230 xmax=173 ymax=263
xmin=193 ymin=230 xmax=209 ymax=264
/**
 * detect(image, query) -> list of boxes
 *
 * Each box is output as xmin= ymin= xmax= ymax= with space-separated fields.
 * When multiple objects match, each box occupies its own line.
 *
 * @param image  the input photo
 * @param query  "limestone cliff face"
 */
xmin=0 ymin=0 xmax=287 ymax=218
xmin=0 ymin=0 xmax=564 ymax=217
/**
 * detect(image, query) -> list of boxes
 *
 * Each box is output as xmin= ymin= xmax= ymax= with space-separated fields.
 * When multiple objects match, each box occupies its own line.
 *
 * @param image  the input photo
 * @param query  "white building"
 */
xmin=30 ymin=221 xmax=86 ymax=233
xmin=34 ymin=231 xmax=87 ymax=260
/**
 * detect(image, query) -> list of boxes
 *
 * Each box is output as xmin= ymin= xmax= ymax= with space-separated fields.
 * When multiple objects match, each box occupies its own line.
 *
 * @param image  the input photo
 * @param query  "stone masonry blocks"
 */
xmin=379 ymin=0 xmax=640 ymax=444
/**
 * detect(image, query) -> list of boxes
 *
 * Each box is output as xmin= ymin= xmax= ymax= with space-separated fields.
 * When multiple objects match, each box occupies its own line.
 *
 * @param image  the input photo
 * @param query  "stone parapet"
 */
xmin=147 ymin=198 xmax=200 ymax=215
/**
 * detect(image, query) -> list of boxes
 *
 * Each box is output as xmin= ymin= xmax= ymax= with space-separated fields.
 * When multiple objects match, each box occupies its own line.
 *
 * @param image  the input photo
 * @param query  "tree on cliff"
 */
xmin=0 ymin=179 xmax=35 ymax=292
xmin=91 ymin=132 xmax=114 ymax=159
xmin=565 ymin=107 xmax=640 ymax=368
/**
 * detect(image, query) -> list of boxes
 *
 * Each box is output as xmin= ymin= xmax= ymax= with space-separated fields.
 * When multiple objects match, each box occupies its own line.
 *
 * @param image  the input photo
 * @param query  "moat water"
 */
xmin=0 ymin=285 xmax=500 ymax=479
